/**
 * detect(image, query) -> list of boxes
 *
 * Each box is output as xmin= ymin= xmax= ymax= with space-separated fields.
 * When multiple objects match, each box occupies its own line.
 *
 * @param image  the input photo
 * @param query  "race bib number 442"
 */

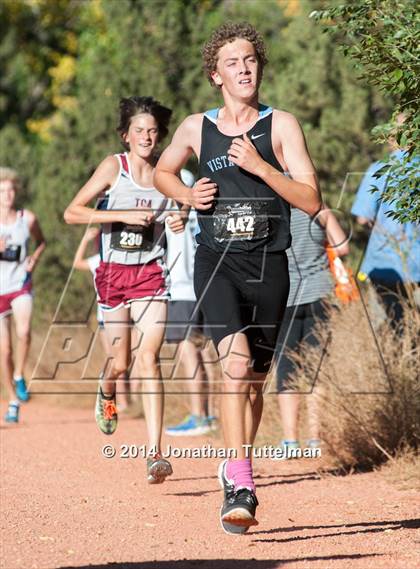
xmin=213 ymin=202 xmax=269 ymax=242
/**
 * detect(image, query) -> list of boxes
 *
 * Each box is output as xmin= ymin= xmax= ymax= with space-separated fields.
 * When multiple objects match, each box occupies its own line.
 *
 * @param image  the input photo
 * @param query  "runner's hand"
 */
xmin=26 ymin=255 xmax=37 ymax=273
xmin=0 ymin=237 xmax=6 ymax=253
xmin=190 ymin=177 xmax=217 ymax=210
xmin=166 ymin=213 xmax=186 ymax=234
xmin=228 ymin=133 xmax=266 ymax=176
xmin=117 ymin=210 xmax=154 ymax=226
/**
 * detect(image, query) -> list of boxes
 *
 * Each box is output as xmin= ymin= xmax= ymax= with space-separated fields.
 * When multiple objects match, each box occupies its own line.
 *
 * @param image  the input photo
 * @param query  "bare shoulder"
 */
xmin=89 ymin=154 xmax=120 ymax=187
xmin=271 ymin=109 xmax=316 ymax=174
xmin=97 ymin=154 xmax=120 ymax=175
xmin=178 ymin=113 xmax=204 ymax=134
xmin=171 ymin=114 xmax=204 ymax=157
xmin=23 ymin=209 xmax=36 ymax=224
xmin=272 ymin=109 xmax=302 ymax=133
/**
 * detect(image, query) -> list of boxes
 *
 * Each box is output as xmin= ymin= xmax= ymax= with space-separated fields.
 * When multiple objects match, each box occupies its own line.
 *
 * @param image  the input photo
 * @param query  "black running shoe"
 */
xmin=217 ymin=460 xmax=234 ymax=496
xmin=220 ymin=487 xmax=259 ymax=533
xmin=218 ymin=461 xmax=248 ymax=535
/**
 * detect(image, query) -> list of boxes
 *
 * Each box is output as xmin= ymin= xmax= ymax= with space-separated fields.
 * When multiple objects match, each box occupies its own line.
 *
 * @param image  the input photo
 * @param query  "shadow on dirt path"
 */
xmin=60 ymin=554 xmax=385 ymax=569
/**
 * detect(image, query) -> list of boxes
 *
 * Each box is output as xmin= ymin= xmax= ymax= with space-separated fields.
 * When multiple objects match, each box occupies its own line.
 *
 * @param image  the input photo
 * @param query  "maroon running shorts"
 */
xmin=94 ymin=259 xmax=169 ymax=311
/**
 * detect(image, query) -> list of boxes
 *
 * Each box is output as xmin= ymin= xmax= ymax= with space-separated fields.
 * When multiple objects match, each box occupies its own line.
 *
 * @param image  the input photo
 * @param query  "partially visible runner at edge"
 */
xmin=165 ymin=199 xmax=218 ymax=436
xmin=64 ymin=96 xmax=186 ymax=484
xmin=0 ymin=167 xmax=46 ymax=423
xmin=154 ymin=23 xmax=322 ymax=532
xmin=274 ymin=207 xmax=350 ymax=459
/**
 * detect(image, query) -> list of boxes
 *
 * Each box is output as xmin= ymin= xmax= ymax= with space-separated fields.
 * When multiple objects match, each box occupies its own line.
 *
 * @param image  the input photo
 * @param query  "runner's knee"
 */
xmin=223 ymin=358 xmax=251 ymax=383
xmin=15 ymin=327 xmax=31 ymax=342
xmin=137 ymin=349 xmax=158 ymax=373
xmin=110 ymin=361 xmax=128 ymax=378
xmin=0 ymin=342 xmax=12 ymax=360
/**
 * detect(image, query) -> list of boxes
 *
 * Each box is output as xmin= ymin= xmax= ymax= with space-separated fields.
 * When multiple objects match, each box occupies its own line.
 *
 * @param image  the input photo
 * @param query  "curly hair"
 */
xmin=117 ymin=96 xmax=172 ymax=149
xmin=202 ymin=22 xmax=268 ymax=87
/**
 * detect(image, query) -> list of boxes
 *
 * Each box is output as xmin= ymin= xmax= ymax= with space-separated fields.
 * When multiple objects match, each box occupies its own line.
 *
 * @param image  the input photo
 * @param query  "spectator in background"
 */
xmin=274 ymin=207 xmax=349 ymax=457
xmin=352 ymin=144 xmax=420 ymax=325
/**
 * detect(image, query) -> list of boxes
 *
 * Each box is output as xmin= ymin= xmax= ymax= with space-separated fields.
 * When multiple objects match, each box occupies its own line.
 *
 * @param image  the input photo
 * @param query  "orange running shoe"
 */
xmin=95 ymin=386 xmax=118 ymax=435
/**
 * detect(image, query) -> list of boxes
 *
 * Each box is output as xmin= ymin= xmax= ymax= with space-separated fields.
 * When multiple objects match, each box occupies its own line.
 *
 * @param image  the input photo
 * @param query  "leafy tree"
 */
xmin=29 ymin=0 xmax=218 ymax=318
xmin=2 ymin=0 xmax=390 ymax=319
xmin=311 ymin=0 xmax=420 ymax=222
xmin=0 ymin=0 xmax=81 ymax=140
xmin=262 ymin=0 xmax=389 ymax=215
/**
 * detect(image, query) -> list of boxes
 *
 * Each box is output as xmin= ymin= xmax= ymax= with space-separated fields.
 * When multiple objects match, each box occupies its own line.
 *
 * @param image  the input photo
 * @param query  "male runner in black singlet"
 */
xmin=155 ymin=23 xmax=321 ymax=533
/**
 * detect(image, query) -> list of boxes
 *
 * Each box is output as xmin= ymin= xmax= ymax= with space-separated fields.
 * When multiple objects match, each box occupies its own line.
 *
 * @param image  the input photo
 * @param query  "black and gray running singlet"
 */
xmin=197 ymin=104 xmax=291 ymax=253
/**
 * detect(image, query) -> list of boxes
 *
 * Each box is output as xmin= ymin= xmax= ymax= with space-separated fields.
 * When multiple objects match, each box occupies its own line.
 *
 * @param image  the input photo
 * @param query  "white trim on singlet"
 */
xmin=105 ymin=155 xmax=123 ymax=195
xmin=204 ymin=108 xmax=218 ymax=124
xmin=105 ymin=152 xmax=156 ymax=195
xmin=258 ymin=104 xmax=273 ymax=119
xmin=204 ymin=104 xmax=273 ymax=128
xmin=125 ymin=152 xmax=156 ymax=192
xmin=1 ymin=208 xmax=26 ymax=228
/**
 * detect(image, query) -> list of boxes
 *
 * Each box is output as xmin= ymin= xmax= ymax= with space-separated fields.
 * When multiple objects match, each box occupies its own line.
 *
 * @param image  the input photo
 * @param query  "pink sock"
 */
xmin=226 ymin=459 xmax=255 ymax=493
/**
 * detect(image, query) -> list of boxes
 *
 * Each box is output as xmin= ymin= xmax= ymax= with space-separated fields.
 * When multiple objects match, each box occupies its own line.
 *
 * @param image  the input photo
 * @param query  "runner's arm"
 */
xmin=277 ymin=114 xmax=321 ymax=215
xmin=154 ymin=118 xmax=195 ymax=204
xmin=317 ymin=209 xmax=350 ymax=257
xmin=73 ymin=228 xmax=100 ymax=271
xmin=64 ymin=156 xmax=153 ymax=226
xmin=155 ymin=116 xmax=217 ymax=210
xmin=356 ymin=216 xmax=374 ymax=227
xmin=25 ymin=210 xmax=46 ymax=273
xmin=165 ymin=168 xmax=198 ymax=232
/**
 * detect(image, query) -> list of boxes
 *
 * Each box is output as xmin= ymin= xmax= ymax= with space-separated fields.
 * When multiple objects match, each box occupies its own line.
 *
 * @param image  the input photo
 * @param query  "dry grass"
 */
xmin=270 ymin=289 xmax=420 ymax=471
xmin=4 ymin=288 xmax=418 ymax=473
xmin=380 ymin=449 xmax=420 ymax=491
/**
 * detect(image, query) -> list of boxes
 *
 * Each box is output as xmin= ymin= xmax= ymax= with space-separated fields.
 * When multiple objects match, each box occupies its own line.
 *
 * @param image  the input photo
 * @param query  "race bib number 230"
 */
xmin=110 ymin=223 xmax=144 ymax=251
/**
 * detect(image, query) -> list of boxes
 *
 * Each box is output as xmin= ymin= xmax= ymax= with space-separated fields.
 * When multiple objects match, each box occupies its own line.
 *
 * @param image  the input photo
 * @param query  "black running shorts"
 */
xmin=194 ymin=245 xmax=289 ymax=373
xmin=165 ymin=300 xmax=204 ymax=343
xmin=274 ymin=300 xmax=329 ymax=391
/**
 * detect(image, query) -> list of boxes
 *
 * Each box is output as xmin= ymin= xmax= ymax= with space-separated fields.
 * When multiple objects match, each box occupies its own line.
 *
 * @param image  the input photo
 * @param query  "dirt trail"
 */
xmin=1 ymin=400 xmax=419 ymax=569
